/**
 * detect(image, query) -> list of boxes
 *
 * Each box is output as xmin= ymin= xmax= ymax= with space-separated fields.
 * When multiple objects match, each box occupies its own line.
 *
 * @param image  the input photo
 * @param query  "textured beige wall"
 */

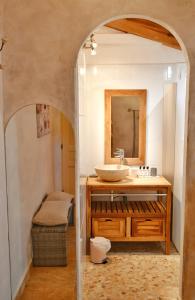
xmin=1 ymin=0 xmax=195 ymax=299
xmin=0 ymin=3 xmax=11 ymax=299
xmin=2 ymin=0 xmax=192 ymax=125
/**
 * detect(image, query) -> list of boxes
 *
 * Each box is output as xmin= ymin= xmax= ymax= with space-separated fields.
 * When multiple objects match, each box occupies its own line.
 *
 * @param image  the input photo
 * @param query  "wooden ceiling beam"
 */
xmin=106 ymin=19 xmax=181 ymax=50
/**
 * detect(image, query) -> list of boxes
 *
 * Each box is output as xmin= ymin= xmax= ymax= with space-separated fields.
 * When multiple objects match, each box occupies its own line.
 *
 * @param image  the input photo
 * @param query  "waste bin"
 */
xmin=90 ymin=237 xmax=111 ymax=263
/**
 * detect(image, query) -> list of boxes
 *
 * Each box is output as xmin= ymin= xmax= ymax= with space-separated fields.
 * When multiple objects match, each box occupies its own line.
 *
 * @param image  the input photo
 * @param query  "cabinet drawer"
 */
xmin=132 ymin=218 xmax=165 ymax=237
xmin=92 ymin=218 xmax=125 ymax=238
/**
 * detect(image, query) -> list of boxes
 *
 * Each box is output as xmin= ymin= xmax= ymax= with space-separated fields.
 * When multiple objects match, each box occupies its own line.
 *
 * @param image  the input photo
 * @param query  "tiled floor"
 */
xmin=19 ymin=226 xmax=76 ymax=300
xmin=19 ymin=232 xmax=180 ymax=300
xmin=83 ymin=242 xmax=180 ymax=300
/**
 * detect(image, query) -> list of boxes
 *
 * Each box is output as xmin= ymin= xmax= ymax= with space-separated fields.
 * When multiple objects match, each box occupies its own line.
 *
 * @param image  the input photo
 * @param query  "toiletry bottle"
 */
xmin=151 ymin=167 xmax=157 ymax=176
xmin=143 ymin=166 xmax=146 ymax=177
xmin=138 ymin=166 xmax=142 ymax=177
xmin=146 ymin=166 xmax=150 ymax=176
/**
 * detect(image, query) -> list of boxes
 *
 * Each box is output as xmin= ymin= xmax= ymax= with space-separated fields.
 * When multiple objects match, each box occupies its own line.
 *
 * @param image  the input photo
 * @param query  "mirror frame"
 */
xmin=105 ymin=89 xmax=147 ymax=165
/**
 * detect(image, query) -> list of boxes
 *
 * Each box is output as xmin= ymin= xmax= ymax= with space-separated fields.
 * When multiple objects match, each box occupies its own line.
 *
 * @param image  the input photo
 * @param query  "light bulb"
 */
xmin=91 ymin=41 xmax=97 ymax=48
xmin=91 ymin=48 xmax=96 ymax=56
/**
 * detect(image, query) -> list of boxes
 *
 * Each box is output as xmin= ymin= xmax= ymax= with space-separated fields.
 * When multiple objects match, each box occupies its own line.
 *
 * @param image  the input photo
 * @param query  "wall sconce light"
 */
xmin=84 ymin=34 xmax=98 ymax=56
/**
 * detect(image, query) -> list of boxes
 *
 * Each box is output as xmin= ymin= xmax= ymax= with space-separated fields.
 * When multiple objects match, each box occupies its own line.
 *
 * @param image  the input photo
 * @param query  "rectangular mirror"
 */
xmin=105 ymin=89 xmax=147 ymax=165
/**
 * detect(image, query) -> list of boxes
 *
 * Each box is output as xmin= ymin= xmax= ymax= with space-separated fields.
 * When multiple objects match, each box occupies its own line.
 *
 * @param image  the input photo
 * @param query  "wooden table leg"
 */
xmin=86 ymin=187 xmax=91 ymax=254
xmin=165 ymin=186 xmax=172 ymax=255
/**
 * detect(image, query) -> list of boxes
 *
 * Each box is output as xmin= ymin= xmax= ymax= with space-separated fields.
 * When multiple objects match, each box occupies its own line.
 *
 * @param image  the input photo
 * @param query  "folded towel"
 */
xmin=46 ymin=191 xmax=74 ymax=203
xmin=32 ymin=200 xmax=72 ymax=226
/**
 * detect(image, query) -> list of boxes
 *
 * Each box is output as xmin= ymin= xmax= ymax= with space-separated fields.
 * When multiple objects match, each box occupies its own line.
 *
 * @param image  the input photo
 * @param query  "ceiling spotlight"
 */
xmin=91 ymin=41 xmax=97 ymax=49
xmin=90 ymin=34 xmax=97 ymax=49
xmin=84 ymin=33 xmax=98 ymax=55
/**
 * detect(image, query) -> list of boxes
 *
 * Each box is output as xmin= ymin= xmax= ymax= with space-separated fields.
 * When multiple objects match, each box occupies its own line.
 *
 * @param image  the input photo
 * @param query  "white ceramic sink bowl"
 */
xmin=95 ymin=164 xmax=129 ymax=182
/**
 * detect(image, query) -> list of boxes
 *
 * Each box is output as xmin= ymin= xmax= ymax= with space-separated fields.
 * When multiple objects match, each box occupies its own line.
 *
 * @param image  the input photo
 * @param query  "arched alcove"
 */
xmin=5 ymin=103 xmax=76 ymax=299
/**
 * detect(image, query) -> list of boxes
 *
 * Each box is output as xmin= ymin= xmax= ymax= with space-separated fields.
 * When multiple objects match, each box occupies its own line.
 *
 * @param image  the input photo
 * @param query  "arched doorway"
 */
xmin=76 ymin=15 xmax=189 ymax=299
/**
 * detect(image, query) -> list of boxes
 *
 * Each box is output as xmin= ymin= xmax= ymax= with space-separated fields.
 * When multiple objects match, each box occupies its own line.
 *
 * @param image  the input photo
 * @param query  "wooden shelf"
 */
xmin=92 ymin=200 xmax=166 ymax=218
xmin=87 ymin=176 xmax=172 ymax=254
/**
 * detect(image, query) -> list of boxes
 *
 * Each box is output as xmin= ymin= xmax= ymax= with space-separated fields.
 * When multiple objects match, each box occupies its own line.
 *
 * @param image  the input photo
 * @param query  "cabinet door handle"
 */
xmin=105 ymin=219 xmax=112 ymax=222
xmin=145 ymin=219 xmax=152 ymax=222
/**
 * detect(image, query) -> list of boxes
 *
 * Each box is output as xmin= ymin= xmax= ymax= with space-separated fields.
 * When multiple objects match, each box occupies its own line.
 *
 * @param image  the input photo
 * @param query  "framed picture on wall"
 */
xmin=36 ymin=104 xmax=50 ymax=138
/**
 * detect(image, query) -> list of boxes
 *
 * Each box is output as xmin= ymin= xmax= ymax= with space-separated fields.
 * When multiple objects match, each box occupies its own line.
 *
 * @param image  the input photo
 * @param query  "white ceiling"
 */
xmin=83 ymin=26 xmax=185 ymax=65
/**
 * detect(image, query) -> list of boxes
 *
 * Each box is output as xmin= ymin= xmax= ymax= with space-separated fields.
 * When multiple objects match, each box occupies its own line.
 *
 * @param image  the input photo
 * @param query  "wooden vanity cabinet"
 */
xmin=87 ymin=176 xmax=172 ymax=254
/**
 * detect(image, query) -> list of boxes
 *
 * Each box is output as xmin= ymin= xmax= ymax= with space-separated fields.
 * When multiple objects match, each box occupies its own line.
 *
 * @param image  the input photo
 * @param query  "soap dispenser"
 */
xmin=146 ymin=166 xmax=150 ymax=176
xmin=138 ymin=166 xmax=142 ymax=177
xmin=143 ymin=166 xmax=146 ymax=176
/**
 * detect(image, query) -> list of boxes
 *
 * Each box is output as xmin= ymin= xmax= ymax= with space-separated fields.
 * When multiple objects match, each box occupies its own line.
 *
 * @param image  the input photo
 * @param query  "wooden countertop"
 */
xmin=87 ymin=176 xmax=171 ymax=188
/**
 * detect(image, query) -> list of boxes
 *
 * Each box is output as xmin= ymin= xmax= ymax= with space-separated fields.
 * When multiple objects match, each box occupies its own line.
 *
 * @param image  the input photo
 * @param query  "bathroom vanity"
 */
xmin=86 ymin=176 xmax=172 ymax=254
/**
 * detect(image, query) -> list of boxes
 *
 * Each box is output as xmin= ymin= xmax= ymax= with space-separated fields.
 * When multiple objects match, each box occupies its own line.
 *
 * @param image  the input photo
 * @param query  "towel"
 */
xmin=33 ymin=200 xmax=72 ymax=226
xmin=46 ymin=191 xmax=74 ymax=204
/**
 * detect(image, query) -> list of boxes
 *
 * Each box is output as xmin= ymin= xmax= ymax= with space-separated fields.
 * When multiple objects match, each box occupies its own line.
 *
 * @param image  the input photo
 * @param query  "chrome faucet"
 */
xmin=114 ymin=148 xmax=125 ymax=165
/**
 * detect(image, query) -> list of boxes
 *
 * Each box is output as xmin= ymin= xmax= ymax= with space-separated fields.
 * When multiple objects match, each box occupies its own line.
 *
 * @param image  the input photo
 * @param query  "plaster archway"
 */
xmin=76 ymin=14 xmax=189 ymax=300
xmin=2 ymin=2 xmax=195 ymax=299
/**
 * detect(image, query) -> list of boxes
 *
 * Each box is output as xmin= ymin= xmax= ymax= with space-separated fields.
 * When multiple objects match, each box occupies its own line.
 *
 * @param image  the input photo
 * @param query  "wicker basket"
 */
xmin=32 ymin=224 xmax=68 ymax=267
xmin=31 ymin=204 xmax=73 ymax=267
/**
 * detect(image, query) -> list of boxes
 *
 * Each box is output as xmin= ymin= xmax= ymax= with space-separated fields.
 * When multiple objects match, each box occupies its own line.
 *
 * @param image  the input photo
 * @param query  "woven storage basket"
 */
xmin=31 ymin=204 xmax=73 ymax=267
xmin=32 ymin=224 xmax=68 ymax=267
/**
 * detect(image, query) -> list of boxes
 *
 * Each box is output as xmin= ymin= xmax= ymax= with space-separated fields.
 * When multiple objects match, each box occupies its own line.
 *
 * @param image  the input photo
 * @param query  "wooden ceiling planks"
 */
xmin=105 ymin=18 xmax=181 ymax=50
